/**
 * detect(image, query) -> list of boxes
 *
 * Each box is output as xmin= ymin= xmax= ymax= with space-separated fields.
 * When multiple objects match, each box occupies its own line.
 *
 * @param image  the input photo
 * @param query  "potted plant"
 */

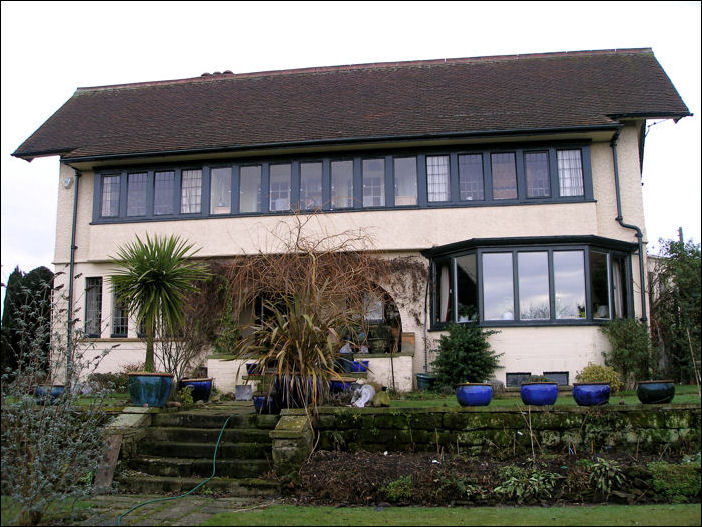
xmin=457 ymin=303 xmax=472 ymax=323
xmin=636 ymin=380 xmax=675 ymax=404
xmin=573 ymin=363 xmax=621 ymax=406
xmin=180 ymin=377 xmax=214 ymax=402
xmin=456 ymin=382 xmax=493 ymax=406
xmin=429 ymin=323 xmax=502 ymax=402
xmin=110 ymin=234 xmax=209 ymax=407
xmin=415 ymin=372 xmax=437 ymax=390
xmin=520 ymin=375 xmax=558 ymax=406
xmin=34 ymin=383 xmax=65 ymax=405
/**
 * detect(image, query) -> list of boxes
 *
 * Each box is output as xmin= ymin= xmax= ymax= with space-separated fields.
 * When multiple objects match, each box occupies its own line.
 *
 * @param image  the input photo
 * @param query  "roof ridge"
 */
xmin=76 ymin=48 xmax=654 ymax=93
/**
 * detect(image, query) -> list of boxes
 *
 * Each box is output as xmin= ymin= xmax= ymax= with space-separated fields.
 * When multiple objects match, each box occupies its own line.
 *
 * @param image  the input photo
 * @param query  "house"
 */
xmin=13 ymin=48 xmax=690 ymax=392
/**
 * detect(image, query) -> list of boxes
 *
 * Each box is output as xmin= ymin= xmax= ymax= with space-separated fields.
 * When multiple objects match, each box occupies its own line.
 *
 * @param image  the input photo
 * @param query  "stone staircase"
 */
xmin=116 ymin=404 xmax=282 ymax=496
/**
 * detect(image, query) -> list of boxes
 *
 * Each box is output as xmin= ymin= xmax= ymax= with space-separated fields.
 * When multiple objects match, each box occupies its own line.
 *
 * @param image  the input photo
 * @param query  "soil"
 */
xmin=287 ymin=449 xmax=698 ymax=507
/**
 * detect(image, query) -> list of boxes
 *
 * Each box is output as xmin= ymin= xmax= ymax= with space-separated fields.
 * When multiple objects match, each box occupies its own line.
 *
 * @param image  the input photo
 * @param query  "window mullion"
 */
xmin=291 ymin=161 xmax=300 ymax=210
xmin=145 ymin=170 xmax=154 ymax=217
xmin=548 ymin=249 xmax=556 ymax=321
xmin=452 ymin=257 xmax=458 ymax=323
xmin=513 ymin=250 xmax=520 ymax=321
xmin=449 ymin=153 xmax=459 ymax=203
xmin=516 ymin=149 xmax=526 ymax=201
xmin=384 ymin=156 xmax=393 ymax=208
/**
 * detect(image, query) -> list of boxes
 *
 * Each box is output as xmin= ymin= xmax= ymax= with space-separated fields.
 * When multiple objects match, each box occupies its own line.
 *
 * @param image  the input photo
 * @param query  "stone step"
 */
xmin=126 ymin=455 xmax=271 ymax=478
xmin=117 ymin=474 xmax=280 ymax=496
xmin=147 ymin=426 xmax=273 ymax=444
xmin=139 ymin=440 xmax=271 ymax=460
xmin=152 ymin=410 xmax=280 ymax=429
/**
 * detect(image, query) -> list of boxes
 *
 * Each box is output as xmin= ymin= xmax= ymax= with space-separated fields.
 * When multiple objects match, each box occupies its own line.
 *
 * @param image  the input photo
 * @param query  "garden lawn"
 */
xmin=389 ymin=383 xmax=701 ymax=408
xmin=201 ymin=504 xmax=702 ymax=526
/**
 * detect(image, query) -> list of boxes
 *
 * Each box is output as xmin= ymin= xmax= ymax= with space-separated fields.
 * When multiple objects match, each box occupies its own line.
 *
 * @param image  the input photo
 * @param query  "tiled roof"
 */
xmin=13 ymin=48 xmax=691 ymax=161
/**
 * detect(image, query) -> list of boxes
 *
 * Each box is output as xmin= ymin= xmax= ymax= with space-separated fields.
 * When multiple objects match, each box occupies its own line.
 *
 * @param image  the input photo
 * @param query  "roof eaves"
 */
xmin=59 ymin=124 xmax=623 ymax=164
xmin=11 ymin=147 xmax=75 ymax=162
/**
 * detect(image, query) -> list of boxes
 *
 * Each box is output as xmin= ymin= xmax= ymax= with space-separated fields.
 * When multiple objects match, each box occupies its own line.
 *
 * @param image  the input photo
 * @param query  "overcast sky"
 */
xmin=1 ymin=1 xmax=700 ymax=303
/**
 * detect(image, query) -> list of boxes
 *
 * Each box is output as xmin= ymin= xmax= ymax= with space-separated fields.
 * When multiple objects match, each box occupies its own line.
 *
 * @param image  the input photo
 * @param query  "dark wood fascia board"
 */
xmin=421 ymin=235 xmax=639 ymax=259
xmin=50 ymin=124 xmax=623 ymax=165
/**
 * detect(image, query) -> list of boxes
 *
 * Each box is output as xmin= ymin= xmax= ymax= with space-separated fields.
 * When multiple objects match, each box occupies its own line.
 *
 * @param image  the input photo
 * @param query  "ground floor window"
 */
xmin=427 ymin=237 xmax=635 ymax=328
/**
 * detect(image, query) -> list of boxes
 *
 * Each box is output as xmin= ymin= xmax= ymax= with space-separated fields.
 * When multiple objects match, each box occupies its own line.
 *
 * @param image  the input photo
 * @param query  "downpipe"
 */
xmin=610 ymin=131 xmax=647 ymax=322
xmin=66 ymin=169 xmax=81 ymax=384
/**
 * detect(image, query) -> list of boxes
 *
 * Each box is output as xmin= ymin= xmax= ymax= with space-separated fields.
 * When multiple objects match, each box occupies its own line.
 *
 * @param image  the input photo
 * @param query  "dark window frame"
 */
xmin=111 ymin=290 xmax=129 ymax=338
xmin=91 ymin=142 xmax=593 ymax=224
xmin=429 ymin=241 xmax=633 ymax=331
xmin=85 ymin=277 xmax=103 ymax=338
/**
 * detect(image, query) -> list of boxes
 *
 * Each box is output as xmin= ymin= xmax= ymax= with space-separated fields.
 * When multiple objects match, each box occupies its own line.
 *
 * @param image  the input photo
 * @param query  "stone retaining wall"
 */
xmin=272 ymin=405 xmax=701 ymax=467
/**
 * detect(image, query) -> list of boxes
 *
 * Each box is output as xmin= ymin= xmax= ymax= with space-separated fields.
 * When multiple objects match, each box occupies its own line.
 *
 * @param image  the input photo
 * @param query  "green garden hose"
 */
xmin=116 ymin=413 xmax=234 ymax=526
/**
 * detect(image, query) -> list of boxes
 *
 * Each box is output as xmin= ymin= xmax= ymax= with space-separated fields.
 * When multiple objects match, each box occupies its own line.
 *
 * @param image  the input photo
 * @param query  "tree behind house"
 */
xmin=649 ymin=239 xmax=701 ymax=384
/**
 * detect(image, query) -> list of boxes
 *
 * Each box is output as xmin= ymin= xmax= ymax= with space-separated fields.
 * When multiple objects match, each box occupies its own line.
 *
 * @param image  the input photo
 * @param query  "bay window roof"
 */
xmin=422 ymin=235 xmax=638 ymax=259
xmin=13 ymin=48 xmax=690 ymax=162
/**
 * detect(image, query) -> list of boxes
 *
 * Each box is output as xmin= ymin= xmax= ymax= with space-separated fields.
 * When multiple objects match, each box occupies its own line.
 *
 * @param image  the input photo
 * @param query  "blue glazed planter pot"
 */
xmin=181 ymin=377 xmax=213 ymax=402
xmin=330 ymin=377 xmax=355 ymax=393
xmin=636 ymin=380 xmax=675 ymax=404
xmin=351 ymin=360 xmax=370 ymax=373
xmin=128 ymin=373 xmax=174 ymax=408
xmin=456 ymin=383 xmax=493 ymax=406
xmin=572 ymin=382 xmax=610 ymax=406
xmin=35 ymin=384 xmax=65 ymax=404
xmin=520 ymin=382 xmax=558 ymax=406
xmin=253 ymin=394 xmax=277 ymax=414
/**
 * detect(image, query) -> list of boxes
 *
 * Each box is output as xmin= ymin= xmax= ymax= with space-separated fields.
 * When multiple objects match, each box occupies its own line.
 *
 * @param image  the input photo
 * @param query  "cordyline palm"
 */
xmin=109 ymin=234 xmax=209 ymax=372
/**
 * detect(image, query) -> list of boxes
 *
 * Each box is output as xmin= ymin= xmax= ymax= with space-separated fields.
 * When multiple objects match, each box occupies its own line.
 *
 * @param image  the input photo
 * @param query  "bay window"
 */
xmin=427 ymin=238 xmax=634 ymax=328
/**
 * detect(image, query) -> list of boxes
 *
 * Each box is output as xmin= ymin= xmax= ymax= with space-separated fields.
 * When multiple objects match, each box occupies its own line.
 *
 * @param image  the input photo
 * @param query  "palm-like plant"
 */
xmin=109 ymin=234 xmax=209 ymax=372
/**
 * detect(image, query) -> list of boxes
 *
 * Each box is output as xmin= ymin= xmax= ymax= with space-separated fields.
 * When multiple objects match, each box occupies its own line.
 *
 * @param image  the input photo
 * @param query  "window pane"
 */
xmin=112 ymin=291 xmax=128 ymax=337
xmin=210 ymin=167 xmax=232 ymax=214
xmin=590 ymin=251 xmax=610 ymax=319
xmin=362 ymin=159 xmax=385 ymax=207
xmin=491 ymin=153 xmax=517 ymax=199
xmin=554 ymin=251 xmax=586 ymax=319
xmin=483 ymin=253 xmax=514 ymax=320
xmin=127 ymin=173 xmax=147 ymax=216
xmin=456 ymin=254 xmax=478 ymax=321
xmin=269 ymin=164 xmax=291 ymax=211
xmin=459 ymin=154 xmax=484 ymax=201
xmin=612 ymin=255 xmax=629 ymax=318
xmin=426 ymin=155 xmax=449 ymax=202
xmin=154 ymin=170 xmax=175 ymax=215
xmin=101 ymin=175 xmax=120 ymax=217
xmin=558 ymin=149 xmax=584 ymax=196
xmin=85 ymin=277 xmax=102 ymax=337
xmin=518 ymin=252 xmax=550 ymax=320
xmin=394 ymin=157 xmax=417 ymax=206
xmin=363 ymin=292 xmax=384 ymax=322
xmin=181 ymin=169 xmax=202 ymax=213
xmin=300 ymin=162 xmax=322 ymax=210
xmin=240 ymin=165 xmax=261 ymax=213
xmin=331 ymin=160 xmax=353 ymax=209
xmin=525 ymin=151 xmax=550 ymax=198
xmin=434 ymin=261 xmax=453 ymax=324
